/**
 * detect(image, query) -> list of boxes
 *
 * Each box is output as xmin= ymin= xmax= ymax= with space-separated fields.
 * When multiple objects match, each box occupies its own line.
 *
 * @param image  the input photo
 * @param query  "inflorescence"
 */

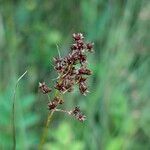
xmin=39 ymin=33 xmax=94 ymax=122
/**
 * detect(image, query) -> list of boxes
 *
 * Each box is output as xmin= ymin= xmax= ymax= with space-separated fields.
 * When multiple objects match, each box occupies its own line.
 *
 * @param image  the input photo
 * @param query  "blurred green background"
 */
xmin=0 ymin=0 xmax=150 ymax=150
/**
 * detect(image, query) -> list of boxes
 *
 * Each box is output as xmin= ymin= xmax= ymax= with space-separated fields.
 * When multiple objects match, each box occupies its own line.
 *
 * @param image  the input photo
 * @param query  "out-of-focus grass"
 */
xmin=0 ymin=0 xmax=149 ymax=150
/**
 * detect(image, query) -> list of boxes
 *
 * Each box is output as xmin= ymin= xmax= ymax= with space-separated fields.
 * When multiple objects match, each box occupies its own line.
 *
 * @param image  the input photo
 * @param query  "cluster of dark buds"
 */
xmin=39 ymin=33 xmax=94 ymax=122
xmin=39 ymin=82 xmax=51 ymax=94
xmin=70 ymin=106 xmax=86 ymax=121
xmin=48 ymin=97 xmax=64 ymax=110
xmin=54 ymin=33 xmax=93 ymax=95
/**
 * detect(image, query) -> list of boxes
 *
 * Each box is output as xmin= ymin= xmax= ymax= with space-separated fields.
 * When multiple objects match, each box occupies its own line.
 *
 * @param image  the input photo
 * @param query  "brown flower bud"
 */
xmin=77 ymin=114 xmax=86 ymax=122
xmin=79 ymin=82 xmax=88 ymax=95
xmin=53 ymin=57 xmax=65 ymax=73
xmin=78 ymin=53 xmax=87 ymax=64
xmin=54 ymin=82 xmax=66 ymax=92
xmin=72 ymin=106 xmax=80 ymax=115
xmin=48 ymin=97 xmax=64 ymax=110
xmin=71 ymin=44 xmax=78 ymax=51
xmin=75 ymin=75 xmax=87 ymax=83
xmin=73 ymin=33 xmax=84 ymax=41
xmin=39 ymin=82 xmax=51 ymax=94
xmin=48 ymin=101 xmax=57 ymax=110
xmin=78 ymin=67 xmax=92 ymax=75
xmin=86 ymin=42 xmax=94 ymax=52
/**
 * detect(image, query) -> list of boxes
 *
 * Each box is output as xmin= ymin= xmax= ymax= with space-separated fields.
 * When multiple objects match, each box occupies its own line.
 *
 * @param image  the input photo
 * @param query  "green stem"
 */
xmin=38 ymin=90 xmax=60 ymax=150
xmin=38 ymin=110 xmax=54 ymax=150
xmin=12 ymin=71 xmax=27 ymax=150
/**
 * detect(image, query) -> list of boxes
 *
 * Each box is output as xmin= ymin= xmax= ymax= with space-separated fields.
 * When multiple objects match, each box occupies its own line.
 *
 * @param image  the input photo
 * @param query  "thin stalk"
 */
xmin=12 ymin=71 xmax=27 ymax=150
xmin=38 ymin=107 xmax=72 ymax=150
xmin=38 ymin=91 xmax=60 ymax=150
xmin=38 ymin=110 xmax=54 ymax=150
xmin=55 ymin=108 xmax=71 ymax=115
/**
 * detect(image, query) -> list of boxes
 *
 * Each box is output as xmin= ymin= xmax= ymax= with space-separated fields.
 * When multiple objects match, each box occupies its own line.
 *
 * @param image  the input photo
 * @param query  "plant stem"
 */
xmin=12 ymin=71 xmax=27 ymax=150
xmin=39 ymin=111 xmax=54 ymax=150
xmin=38 ymin=110 xmax=54 ymax=150
xmin=38 ymin=71 xmax=64 ymax=149
xmin=39 ymin=108 xmax=69 ymax=150
xmin=38 ymin=91 xmax=60 ymax=150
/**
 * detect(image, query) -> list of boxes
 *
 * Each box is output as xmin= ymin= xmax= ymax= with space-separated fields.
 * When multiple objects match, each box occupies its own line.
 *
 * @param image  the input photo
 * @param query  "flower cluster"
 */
xmin=54 ymin=33 xmax=93 ymax=95
xmin=70 ymin=106 xmax=86 ymax=122
xmin=39 ymin=33 xmax=94 ymax=122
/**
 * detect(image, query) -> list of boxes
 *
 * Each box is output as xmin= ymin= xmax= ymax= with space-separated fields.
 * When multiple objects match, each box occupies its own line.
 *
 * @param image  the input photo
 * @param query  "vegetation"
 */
xmin=0 ymin=0 xmax=149 ymax=150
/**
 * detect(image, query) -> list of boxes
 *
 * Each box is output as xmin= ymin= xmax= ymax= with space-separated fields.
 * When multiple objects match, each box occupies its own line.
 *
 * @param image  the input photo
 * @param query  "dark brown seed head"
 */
xmin=72 ymin=106 xmax=80 ymax=115
xmin=55 ymin=82 xmax=66 ymax=92
xmin=77 ymin=114 xmax=86 ymax=122
xmin=39 ymin=82 xmax=51 ymax=94
xmin=86 ymin=43 xmax=94 ymax=52
xmin=78 ymin=67 xmax=92 ymax=75
xmin=73 ymin=33 xmax=84 ymax=41
xmin=71 ymin=44 xmax=78 ymax=51
xmin=48 ymin=101 xmax=57 ymax=110
xmin=79 ymin=82 xmax=88 ymax=95
xmin=48 ymin=97 xmax=64 ymax=110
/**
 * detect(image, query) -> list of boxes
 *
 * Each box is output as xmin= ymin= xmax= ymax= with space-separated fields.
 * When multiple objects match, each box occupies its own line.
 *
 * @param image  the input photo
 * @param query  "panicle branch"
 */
xmin=39 ymin=33 xmax=94 ymax=122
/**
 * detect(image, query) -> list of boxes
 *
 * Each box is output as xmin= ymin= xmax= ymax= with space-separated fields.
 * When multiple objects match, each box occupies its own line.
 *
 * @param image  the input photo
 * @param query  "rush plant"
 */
xmin=38 ymin=33 xmax=94 ymax=149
